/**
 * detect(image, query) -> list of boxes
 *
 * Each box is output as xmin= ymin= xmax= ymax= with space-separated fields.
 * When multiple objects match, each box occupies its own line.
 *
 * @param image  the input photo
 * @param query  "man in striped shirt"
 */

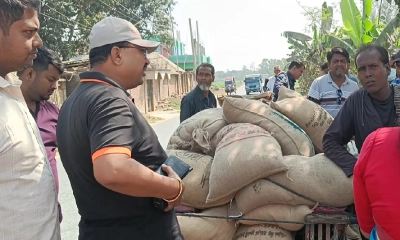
xmin=307 ymin=47 xmax=359 ymax=118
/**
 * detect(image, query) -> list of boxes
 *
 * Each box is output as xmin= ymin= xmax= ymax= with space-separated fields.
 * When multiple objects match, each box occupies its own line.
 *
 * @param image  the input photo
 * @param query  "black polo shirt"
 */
xmin=180 ymin=85 xmax=217 ymax=122
xmin=57 ymin=71 xmax=182 ymax=240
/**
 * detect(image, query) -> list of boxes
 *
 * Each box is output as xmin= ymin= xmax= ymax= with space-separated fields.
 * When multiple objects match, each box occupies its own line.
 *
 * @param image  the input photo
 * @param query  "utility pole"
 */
xmin=196 ymin=21 xmax=201 ymax=64
xmin=189 ymin=18 xmax=197 ymax=89
xmin=169 ymin=10 xmax=177 ymax=72
xmin=170 ymin=11 xmax=175 ymax=54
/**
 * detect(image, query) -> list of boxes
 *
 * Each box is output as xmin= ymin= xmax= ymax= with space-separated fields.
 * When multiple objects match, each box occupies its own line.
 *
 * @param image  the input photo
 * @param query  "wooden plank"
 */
xmin=326 ymin=224 xmax=331 ymax=240
xmin=305 ymin=225 xmax=310 ymax=240
xmin=310 ymin=224 xmax=315 ymax=240
xmin=318 ymin=224 xmax=322 ymax=240
xmin=305 ymin=213 xmax=351 ymax=224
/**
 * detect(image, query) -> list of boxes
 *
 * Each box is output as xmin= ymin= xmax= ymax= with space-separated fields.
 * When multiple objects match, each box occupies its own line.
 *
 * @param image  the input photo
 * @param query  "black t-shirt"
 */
xmin=179 ymin=86 xmax=217 ymax=123
xmin=371 ymin=87 xmax=396 ymax=127
xmin=57 ymin=72 xmax=182 ymax=239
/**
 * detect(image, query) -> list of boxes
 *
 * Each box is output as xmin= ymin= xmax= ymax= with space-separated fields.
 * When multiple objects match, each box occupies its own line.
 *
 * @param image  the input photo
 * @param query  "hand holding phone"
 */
xmin=153 ymin=156 xmax=192 ymax=212
xmin=158 ymin=164 xmax=185 ymax=212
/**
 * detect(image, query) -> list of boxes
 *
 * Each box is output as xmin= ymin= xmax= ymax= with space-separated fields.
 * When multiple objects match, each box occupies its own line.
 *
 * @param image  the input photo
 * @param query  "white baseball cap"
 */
xmin=88 ymin=17 xmax=160 ymax=53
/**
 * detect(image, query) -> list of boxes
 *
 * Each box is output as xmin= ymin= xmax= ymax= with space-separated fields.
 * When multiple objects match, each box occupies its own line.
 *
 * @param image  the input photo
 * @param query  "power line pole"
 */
xmin=169 ymin=10 xmax=177 ymax=72
xmin=170 ymin=11 xmax=175 ymax=53
xmin=196 ymin=21 xmax=201 ymax=63
xmin=189 ymin=18 xmax=197 ymax=89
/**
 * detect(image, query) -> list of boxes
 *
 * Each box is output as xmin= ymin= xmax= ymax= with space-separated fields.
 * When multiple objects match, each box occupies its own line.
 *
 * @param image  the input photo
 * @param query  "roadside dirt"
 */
xmin=145 ymin=110 xmax=180 ymax=125
xmin=143 ymin=95 xmax=182 ymax=125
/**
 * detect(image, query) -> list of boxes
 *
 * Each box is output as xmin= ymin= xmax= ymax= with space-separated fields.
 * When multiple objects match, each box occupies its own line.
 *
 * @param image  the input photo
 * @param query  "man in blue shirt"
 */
xmin=390 ymin=55 xmax=400 ymax=84
xmin=272 ymin=60 xmax=305 ymax=101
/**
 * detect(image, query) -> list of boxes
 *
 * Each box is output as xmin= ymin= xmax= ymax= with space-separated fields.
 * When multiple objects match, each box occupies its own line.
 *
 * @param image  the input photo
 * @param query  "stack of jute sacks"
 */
xmin=217 ymin=91 xmax=274 ymax=107
xmin=166 ymin=87 xmax=354 ymax=240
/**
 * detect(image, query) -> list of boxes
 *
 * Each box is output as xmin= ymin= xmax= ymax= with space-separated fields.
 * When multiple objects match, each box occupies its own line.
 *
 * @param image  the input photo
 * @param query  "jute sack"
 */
xmin=276 ymin=86 xmax=303 ymax=101
xmin=233 ymin=224 xmax=293 ymax=240
xmin=235 ymin=154 xmax=353 ymax=214
xmin=346 ymin=225 xmax=361 ymax=239
xmin=165 ymin=150 xmax=220 ymax=209
xmin=238 ymin=204 xmax=312 ymax=231
xmin=177 ymin=205 xmax=237 ymax=240
xmin=235 ymin=179 xmax=308 ymax=214
xmin=223 ymin=97 xmax=314 ymax=156
xmin=270 ymin=87 xmax=333 ymax=153
xmin=210 ymin=123 xmax=242 ymax=151
xmin=246 ymin=91 xmax=274 ymax=100
xmin=167 ymin=108 xmax=227 ymax=155
xmin=217 ymin=95 xmax=244 ymax=107
xmin=206 ymin=123 xmax=287 ymax=205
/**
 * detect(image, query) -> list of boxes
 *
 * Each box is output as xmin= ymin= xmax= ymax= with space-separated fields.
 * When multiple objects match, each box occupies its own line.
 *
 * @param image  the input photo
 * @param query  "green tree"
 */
xmin=283 ymin=0 xmax=400 ymax=94
xmin=258 ymin=58 xmax=287 ymax=75
xmin=38 ymin=0 xmax=176 ymax=61
xmin=283 ymin=2 xmax=336 ymax=94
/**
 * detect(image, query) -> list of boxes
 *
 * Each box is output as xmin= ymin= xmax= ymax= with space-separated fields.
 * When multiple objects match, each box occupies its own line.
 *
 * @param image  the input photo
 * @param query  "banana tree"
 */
xmin=287 ymin=0 xmax=399 ymax=54
xmin=283 ymin=2 xmax=358 ymax=54
xmin=283 ymin=0 xmax=399 ymax=93
xmin=385 ymin=0 xmax=400 ymax=51
xmin=339 ymin=0 xmax=399 ymax=49
xmin=282 ymin=2 xmax=340 ymax=93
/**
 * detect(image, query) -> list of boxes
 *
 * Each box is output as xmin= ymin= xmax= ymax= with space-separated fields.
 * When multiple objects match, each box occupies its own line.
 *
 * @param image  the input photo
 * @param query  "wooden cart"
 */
xmin=298 ymin=210 xmax=358 ymax=240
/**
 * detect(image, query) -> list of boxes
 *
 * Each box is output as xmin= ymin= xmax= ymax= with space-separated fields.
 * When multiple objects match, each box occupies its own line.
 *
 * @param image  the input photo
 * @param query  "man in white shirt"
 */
xmin=307 ymin=47 xmax=359 ymax=118
xmin=264 ymin=65 xmax=281 ymax=91
xmin=0 ymin=0 xmax=60 ymax=239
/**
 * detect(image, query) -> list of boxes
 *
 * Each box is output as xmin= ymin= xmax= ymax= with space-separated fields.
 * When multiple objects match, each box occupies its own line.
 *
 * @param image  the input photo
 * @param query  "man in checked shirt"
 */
xmin=0 ymin=0 xmax=60 ymax=239
xmin=307 ymin=47 xmax=359 ymax=118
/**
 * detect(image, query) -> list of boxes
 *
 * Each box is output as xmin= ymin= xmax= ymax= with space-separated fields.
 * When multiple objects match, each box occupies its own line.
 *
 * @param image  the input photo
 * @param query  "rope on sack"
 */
xmin=264 ymin=178 xmax=357 ymax=219
xmin=175 ymin=212 xmax=310 ymax=225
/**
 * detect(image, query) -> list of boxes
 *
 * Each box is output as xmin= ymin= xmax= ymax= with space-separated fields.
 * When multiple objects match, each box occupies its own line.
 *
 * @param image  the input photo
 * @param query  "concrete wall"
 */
xmin=54 ymin=72 xmax=192 ymax=114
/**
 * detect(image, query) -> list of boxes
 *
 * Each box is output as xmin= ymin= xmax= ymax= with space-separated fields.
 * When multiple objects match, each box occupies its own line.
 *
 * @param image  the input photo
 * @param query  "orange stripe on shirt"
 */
xmin=92 ymin=146 xmax=131 ymax=162
xmin=80 ymin=78 xmax=133 ymax=101
xmin=80 ymin=79 xmax=112 ymax=86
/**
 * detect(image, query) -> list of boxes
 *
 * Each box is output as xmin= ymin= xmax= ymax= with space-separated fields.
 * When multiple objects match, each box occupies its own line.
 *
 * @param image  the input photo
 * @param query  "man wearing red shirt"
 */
xmin=353 ymin=127 xmax=400 ymax=239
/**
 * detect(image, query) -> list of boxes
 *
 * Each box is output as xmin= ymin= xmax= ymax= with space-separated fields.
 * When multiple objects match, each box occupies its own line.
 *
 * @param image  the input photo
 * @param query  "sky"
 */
xmin=172 ymin=0 xmax=339 ymax=71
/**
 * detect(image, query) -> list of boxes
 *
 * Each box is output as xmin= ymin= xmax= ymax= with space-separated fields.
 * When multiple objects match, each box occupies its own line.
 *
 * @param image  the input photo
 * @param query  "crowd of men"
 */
xmin=179 ymin=44 xmax=400 ymax=239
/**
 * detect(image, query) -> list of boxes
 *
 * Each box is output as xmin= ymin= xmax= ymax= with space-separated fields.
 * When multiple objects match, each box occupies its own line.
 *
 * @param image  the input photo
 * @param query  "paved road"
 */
xmin=236 ymin=85 xmax=246 ymax=95
xmin=58 ymin=86 xmax=246 ymax=239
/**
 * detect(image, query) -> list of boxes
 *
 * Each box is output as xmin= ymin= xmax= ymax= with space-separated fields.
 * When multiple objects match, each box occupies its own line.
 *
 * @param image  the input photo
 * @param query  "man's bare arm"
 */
xmin=93 ymin=153 xmax=180 ymax=200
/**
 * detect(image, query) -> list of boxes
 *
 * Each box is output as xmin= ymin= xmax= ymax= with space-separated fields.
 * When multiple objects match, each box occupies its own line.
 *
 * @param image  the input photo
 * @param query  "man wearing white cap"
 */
xmin=57 ymin=17 xmax=184 ymax=239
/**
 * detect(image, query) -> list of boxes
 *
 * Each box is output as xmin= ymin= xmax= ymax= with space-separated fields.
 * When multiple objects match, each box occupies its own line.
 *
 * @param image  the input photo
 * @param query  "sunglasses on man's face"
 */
xmin=123 ymin=46 xmax=148 ymax=58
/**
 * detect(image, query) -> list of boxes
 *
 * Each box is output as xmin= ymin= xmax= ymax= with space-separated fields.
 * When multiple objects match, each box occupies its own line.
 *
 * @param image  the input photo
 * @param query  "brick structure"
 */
xmin=53 ymin=53 xmax=193 ymax=113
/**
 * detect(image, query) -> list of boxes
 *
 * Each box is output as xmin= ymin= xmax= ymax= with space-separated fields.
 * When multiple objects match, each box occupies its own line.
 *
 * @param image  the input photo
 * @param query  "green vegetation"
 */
xmin=167 ymin=97 xmax=181 ymax=111
xmin=284 ymin=0 xmax=399 ymax=94
xmin=38 ymin=0 xmax=176 ymax=60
